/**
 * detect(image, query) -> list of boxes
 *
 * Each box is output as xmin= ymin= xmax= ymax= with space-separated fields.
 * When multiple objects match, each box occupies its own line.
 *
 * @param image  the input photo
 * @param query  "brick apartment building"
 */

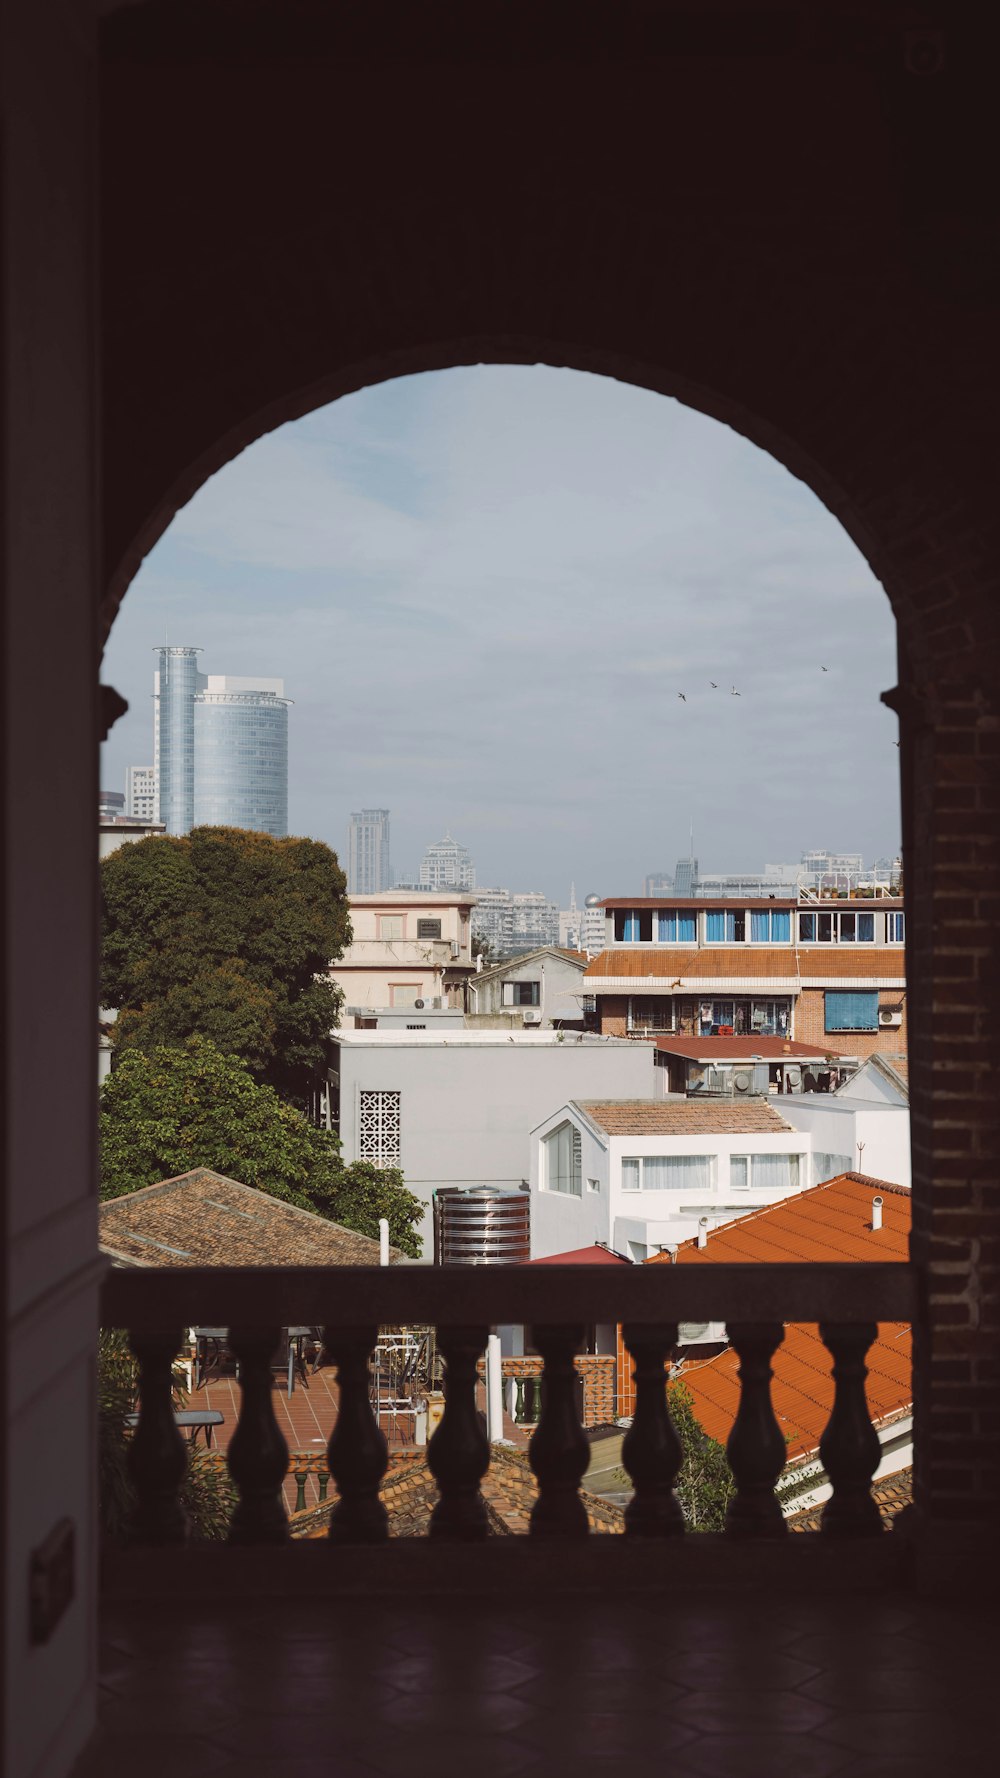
xmin=585 ymin=895 xmax=906 ymax=1065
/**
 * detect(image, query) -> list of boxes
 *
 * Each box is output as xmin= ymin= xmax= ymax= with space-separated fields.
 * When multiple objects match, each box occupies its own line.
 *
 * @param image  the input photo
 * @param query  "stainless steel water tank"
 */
xmin=433 ymin=1186 xmax=530 ymax=1266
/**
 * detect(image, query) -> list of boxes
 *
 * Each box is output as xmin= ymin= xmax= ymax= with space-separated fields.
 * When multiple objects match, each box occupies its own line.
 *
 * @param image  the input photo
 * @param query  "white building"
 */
xmin=331 ymin=890 xmax=477 ymax=1017
xmin=124 ymin=764 xmax=155 ymax=823
xmin=466 ymin=947 xmax=589 ymax=1028
xmin=419 ymin=832 xmax=475 ymax=889
xmin=511 ymin=890 xmax=559 ymax=952
xmin=332 ymin=1029 xmax=658 ymax=1250
xmin=779 ymin=1090 xmax=911 ymax=1192
xmin=530 ymin=1097 xmax=813 ymax=1262
xmin=470 ymin=885 xmax=513 ymax=957
xmin=347 ymin=809 xmax=391 ymax=894
xmin=580 ymin=893 xmax=606 ymax=957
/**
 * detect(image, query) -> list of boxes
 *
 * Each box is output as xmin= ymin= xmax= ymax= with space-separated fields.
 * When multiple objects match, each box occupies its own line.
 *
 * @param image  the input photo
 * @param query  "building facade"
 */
xmin=152 ymin=648 xmax=289 ymax=836
xmin=586 ymin=894 xmax=907 ymax=1064
xmin=124 ymin=764 xmax=155 ymax=823
xmin=470 ymin=885 xmax=513 ymax=957
xmin=510 ymin=891 xmax=559 ymax=953
xmin=467 ymin=947 xmax=589 ymax=1028
xmin=331 ymin=890 xmax=477 ymax=1017
xmin=333 ymin=1030 xmax=658 ymax=1248
xmin=419 ymin=832 xmax=475 ymax=889
xmin=347 ymin=809 xmax=391 ymax=894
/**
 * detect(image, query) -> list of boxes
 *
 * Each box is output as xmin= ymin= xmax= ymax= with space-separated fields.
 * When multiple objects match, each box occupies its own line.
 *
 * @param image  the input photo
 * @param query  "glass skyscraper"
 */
xmin=153 ymin=649 xmax=289 ymax=837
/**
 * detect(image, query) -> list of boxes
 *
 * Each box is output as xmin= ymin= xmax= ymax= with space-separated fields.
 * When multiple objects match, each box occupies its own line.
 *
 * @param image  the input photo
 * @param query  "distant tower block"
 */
xmin=348 ymin=809 xmax=391 ymax=893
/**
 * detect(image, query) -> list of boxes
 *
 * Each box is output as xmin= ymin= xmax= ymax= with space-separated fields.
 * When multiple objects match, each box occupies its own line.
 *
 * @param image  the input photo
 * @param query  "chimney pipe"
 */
xmin=379 ymin=1217 xmax=390 ymax=1265
xmin=872 ymin=1196 xmax=883 ymax=1232
xmin=697 ymin=1217 xmax=709 ymax=1250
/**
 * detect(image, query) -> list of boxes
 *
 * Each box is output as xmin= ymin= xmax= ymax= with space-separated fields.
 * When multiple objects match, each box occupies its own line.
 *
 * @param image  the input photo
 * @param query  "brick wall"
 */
xmin=597 ymin=997 xmax=628 ymax=1037
xmin=490 ymin=1356 xmax=617 ymax=1430
xmin=794 ymin=987 xmax=909 ymax=1062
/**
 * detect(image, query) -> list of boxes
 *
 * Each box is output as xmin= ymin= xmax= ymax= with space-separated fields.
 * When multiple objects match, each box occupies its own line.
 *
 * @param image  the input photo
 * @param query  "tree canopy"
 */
xmin=100 ymin=1038 xmax=424 ymax=1257
xmin=101 ymin=826 xmax=351 ymax=1105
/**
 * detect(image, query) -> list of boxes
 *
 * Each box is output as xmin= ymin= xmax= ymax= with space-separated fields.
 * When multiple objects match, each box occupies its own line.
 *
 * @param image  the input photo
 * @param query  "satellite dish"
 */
xmin=678 ymin=1322 xmax=710 ymax=1344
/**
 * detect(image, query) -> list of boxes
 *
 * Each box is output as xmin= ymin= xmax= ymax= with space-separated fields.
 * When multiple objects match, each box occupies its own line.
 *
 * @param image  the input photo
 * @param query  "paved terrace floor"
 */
xmin=77 ymin=1584 xmax=998 ymax=1778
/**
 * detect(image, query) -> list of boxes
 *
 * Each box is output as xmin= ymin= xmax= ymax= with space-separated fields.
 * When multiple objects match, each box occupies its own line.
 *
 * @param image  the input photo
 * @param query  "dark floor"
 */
xmin=79 ymin=1585 xmax=999 ymax=1778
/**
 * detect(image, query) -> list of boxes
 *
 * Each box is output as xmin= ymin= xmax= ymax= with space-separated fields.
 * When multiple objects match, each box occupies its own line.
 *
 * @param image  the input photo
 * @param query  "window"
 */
xmin=705 ymin=910 xmax=745 ymax=943
xmin=749 ymin=909 xmax=791 ymax=942
xmin=358 ymin=1090 xmax=401 ymax=1167
xmin=587 ymin=1177 xmax=600 ymax=1194
xmin=615 ymin=909 xmax=653 ymax=941
xmin=416 ymin=918 xmax=442 ymax=940
xmin=621 ymin=1155 xmax=713 ymax=1191
xmin=730 ymin=1154 xmax=802 ymax=1191
xmin=390 ymin=984 xmax=421 ymax=1008
xmin=838 ymin=911 xmax=874 ymax=942
xmin=543 ymin=1121 xmax=582 ymax=1195
xmin=799 ymin=911 xmax=835 ymax=943
xmin=379 ymin=915 xmax=404 ymax=940
xmin=887 ymin=912 xmax=905 ymax=943
xmin=656 ymin=910 xmax=697 ymax=943
xmin=815 ymin=1152 xmax=852 ymax=1184
xmin=825 ymin=990 xmax=879 ymax=1032
xmin=502 ymin=980 xmax=540 ymax=1006
xmin=800 ymin=910 xmax=875 ymax=943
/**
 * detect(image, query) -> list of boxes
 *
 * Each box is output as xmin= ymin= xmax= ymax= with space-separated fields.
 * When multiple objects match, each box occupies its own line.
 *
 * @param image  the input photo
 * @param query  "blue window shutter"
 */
xmin=751 ymin=910 xmax=770 ymax=942
xmin=771 ymin=910 xmax=790 ymax=942
xmin=658 ymin=912 xmax=675 ymax=942
xmin=825 ymin=990 xmax=878 ymax=1032
xmin=677 ymin=913 xmax=696 ymax=942
xmin=706 ymin=911 xmax=725 ymax=942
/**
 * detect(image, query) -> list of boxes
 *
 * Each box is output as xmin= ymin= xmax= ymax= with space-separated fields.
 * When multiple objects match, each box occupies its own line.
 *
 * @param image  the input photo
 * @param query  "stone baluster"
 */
xmin=428 ymin=1325 xmax=490 ymax=1539
xmin=227 ymin=1327 xmax=289 ymax=1544
xmin=323 ymin=1329 xmax=386 ymax=1536
xmin=529 ymin=1325 xmax=590 ymax=1538
xmin=818 ymin=1322 xmax=884 ymax=1536
xmin=127 ymin=1327 xmax=188 ymax=1544
xmin=293 ymin=1469 xmax=308 ymax=1513
xmin=323 ymin=1326 xmax=388 ymax=1543
xmin=725 ymin=1322 xmax=788 ymax=1537
xmin=621 ymin=1324 xmax=685 ymax=1537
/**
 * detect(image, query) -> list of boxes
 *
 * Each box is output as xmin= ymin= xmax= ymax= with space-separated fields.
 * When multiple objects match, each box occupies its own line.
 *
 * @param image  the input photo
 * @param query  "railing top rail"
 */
xmin=100 ymin=1260 xmax=918 ymax=1330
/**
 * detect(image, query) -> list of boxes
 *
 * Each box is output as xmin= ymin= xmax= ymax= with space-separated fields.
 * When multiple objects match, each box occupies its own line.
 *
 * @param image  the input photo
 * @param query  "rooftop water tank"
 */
xmin=433 ymin=1186 xmax=530 ymax=1266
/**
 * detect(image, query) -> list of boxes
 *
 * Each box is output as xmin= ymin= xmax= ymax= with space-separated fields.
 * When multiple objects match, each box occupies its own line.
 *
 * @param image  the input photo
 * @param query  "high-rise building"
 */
xmin=510 ymin=891 xmax=559 ymax=953
xmin=153 ymin=648 xmax=289 ymax=836
xmin=581 ymin=894 xmax=606 ymax=957
xmin=347 ymin=809 xmax=391 ymax=894
xmin=98 ymin=790 xmax=125 ymax=819
xmin=419 ymin=833 xmax=476 ymax=890
xmin=125 ymin=765 xmax=156 ymax=824
xmin=470 ymin=886 xmax=513 ymax=957
xmin=559 ymin=884 xmax=582 ymax=951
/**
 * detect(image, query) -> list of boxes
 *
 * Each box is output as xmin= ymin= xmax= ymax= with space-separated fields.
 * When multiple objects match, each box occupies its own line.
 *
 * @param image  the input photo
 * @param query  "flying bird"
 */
xmin=731 ymin=685 xmax=741 ymax=696
xmin=678 ymin=693 xmax=687 ymax=702
xmin=710 ymin=681 xmax=718 ymax=689
xmin=821 ymin=665 xmax=829 ymax=672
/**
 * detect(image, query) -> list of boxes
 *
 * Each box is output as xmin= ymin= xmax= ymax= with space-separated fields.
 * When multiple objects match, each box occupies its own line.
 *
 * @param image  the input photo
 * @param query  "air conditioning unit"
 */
xmin=785 ymin=1066 xmax=802 ymax=1089
xmin=879 ymin=1008 xmax=903 ymax=1027
xmin=523 ymin=1009 xmax=542 ymax=1025
xmin=450 ymin=940 xmax=460 ymax=958
xmin=732 ymin=1069 xmax=753 ymax=1093
xmin=413 ymin=998 xmax=425 ymax=1010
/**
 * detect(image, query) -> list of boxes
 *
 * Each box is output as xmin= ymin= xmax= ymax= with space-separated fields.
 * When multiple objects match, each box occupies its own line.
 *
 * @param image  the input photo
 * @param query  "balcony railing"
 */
xmin=101 ymin=1261 xmax=917 ymax=1557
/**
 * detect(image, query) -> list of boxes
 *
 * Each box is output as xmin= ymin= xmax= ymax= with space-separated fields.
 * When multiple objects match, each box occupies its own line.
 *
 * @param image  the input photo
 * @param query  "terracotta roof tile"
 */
xmin=653 ymin=1036 xmax=835 ymax=1061
xmin=787 ymin=1467 xmax=913 ymax=1532
xmin=575 ymin=1099 xmax=793 ymax=1135
xmin=655 ymin=1171 xmax=910 ymax=1266
xmin=584 ymin=947 xmax=905 ymax=982
xmin=99 ymin=1168 xmax=397 ymax=1268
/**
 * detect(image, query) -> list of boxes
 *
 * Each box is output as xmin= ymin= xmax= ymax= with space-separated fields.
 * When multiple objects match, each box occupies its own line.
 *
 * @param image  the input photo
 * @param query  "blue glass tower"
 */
xmin=193 ymin=685 xmax=289 ymax=836
xmin=153 ymin=647 xmax=203 ymax=834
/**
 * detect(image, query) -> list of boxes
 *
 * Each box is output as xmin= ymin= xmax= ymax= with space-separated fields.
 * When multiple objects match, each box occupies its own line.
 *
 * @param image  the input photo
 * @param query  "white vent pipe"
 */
xmin=697 ymin=1217 xmax=709 ymax=1250
xmin=872 ymin=1196 xmax=883 ymax=1232
xmin=378 ymin=1217 xmax=390 ymax=1265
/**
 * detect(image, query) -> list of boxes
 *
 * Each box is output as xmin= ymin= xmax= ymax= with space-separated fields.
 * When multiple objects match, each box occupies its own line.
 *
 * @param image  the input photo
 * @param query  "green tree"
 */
xmin=100 ymin=826 xmax=351 ymax=1106
xmin=615 ymin=1380 xmax=735 ymax=1529
xmin=100 ymin=1038 xmax=424 ymax=1256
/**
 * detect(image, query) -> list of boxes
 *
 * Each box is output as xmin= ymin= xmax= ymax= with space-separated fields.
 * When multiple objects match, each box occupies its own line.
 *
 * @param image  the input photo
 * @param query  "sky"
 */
xmin=101 ymin=365 xmax=900 ymax=902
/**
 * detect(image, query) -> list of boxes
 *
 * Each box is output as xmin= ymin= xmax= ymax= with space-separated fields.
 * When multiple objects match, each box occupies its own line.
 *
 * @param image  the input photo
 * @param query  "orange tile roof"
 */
xmin=575 ymin=1099 xmax=793 ymax=1135
xmin=585 ymin=947 xmax=905 ymax=982
xmin=653 ymin=1036 xmax=833 ymax=1060
xmin=642 ymin=1173 xmax=912 ymax=1460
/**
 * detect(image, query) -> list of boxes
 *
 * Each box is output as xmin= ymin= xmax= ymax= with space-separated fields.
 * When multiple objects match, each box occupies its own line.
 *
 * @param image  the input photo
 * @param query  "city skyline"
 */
xmin=152 ymin=646 xmax=290 ymax=836
xmin=100 ymin=366 xmax=900 ymax=897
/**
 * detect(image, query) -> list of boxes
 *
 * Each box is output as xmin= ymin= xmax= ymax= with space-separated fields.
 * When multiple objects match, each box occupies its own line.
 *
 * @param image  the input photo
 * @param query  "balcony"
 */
xmin=84 ymin=1256 xmax=1000 ymax=1778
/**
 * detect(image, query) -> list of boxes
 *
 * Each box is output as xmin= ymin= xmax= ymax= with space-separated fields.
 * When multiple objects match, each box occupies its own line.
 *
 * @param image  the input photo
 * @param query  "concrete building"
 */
xmin=124 ymin=764 xmax=155 ymax=823
xmin=470 ymin=885 xmax=513 ymax=957
xmin=580 ymin=893 xmax=606 ymax=958
xmin=331 ymin=890 xmax=477 ymax=1017
xmin=419 ymin=832 xmax=475 ymax=889
xmin=530 ymin=1097 xmax=813 ymax=1262
xmin=780 ymin=1090 xmax=911 ymax=1192
xmin=466 ymin=947 xmax=589 ymax=1028
xmin=587 ymin=893 xmax=907 ymax=1064
xmin=152 ymin=647 xmax=289 ymax=836
xmin=332 ymin=1029 xmax=658 ymax=1250
xmin=99 ymin=814 xmax=166 ymax=861
xmin=98 ymin=789 xmax=125 ymax=818
xmin=510 ymin=890 xmax=559 ymax=953
xmin=347 ymin=809 xmax=391 ymax=894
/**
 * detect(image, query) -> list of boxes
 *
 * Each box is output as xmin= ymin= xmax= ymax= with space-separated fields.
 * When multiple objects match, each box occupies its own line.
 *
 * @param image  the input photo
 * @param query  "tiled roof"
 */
xmin=474 ymin=946 xmax=588 ymax=983
xmin=653 ymin=1036 xmax=834 ymax=1061
xmin=584 ymin=947 xmax=905 ymax=982
xmin=661 ymin=1170 xmax=910 ymax=1266
xmin=528 ymin=1244 xmax=632 ymax=1266
xmin=99 ymin=1168 xmax=396 ymax=1267
xmin=787 ymin=1467 xmax=913 ymax=1532
xmin=648 ymin=1173 xmax=912 ymax=1461
xmin=290 ymin=1444 xmax=626 ymax=1537
xmin=575 ymin=1098 xmax=793 ymax=1136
